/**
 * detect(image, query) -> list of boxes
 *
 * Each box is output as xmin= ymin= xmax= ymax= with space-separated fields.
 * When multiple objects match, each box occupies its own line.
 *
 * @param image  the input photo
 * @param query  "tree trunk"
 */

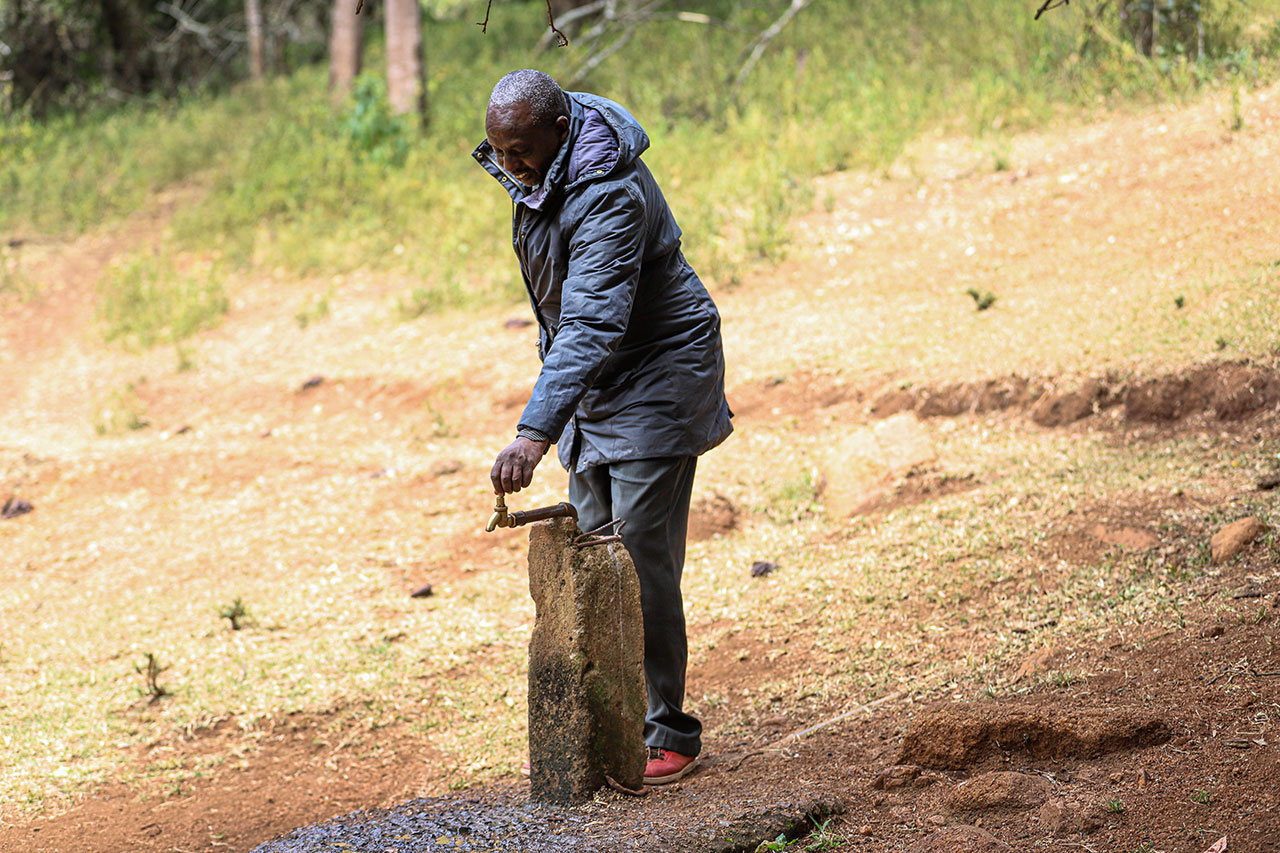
xmin=328 ymin=0 xmax=362 ymax=100
xmin=246 ymin=0 xmax=266 ymax=80
xmin=385 ymin=0 xmax=424 ymax=117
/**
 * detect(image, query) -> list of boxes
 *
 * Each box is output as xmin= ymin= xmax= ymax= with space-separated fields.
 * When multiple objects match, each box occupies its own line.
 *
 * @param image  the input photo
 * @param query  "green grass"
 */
xmin=2 ymin=0 xmax=1278 ymax=312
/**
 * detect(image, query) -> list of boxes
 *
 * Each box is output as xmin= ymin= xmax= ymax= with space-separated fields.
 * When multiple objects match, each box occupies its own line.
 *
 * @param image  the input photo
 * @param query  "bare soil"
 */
xmin=2 ymin=84 xmax=1280 ymax=852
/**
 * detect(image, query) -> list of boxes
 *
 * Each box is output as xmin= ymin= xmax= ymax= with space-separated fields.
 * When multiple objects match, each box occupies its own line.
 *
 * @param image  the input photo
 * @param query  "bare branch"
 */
xmin=157 ymin=1 xmax=246 ymax=53
xmin=476 ymin=0 xmax=493 ymax=32
xmin=545 ymin=0 xmax=569 ymax=47
xmin=563 ymin=0 xmax=665 ymax=79
xmin=1035 ymin=0 xmax=1071 ymax=20
xmin=536 ymin=0 xmax=606 ymax=49
xmin=730 ymin=0 xmax=813 ymax=98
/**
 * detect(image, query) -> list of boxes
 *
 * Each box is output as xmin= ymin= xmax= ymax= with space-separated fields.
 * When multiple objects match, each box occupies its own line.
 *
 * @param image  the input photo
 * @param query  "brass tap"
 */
xmin=486 ymin=494 xmax=513 ymax=532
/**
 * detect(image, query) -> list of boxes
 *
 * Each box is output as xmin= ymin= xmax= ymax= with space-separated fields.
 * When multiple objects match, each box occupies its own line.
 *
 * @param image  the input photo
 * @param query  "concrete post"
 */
xmin=526 ymin=517 xmax=646 ymax=802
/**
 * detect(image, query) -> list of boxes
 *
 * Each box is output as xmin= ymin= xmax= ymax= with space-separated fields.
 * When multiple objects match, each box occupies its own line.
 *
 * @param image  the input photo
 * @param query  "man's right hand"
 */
xmin=490 ymin=436 xmax=550 ymax=495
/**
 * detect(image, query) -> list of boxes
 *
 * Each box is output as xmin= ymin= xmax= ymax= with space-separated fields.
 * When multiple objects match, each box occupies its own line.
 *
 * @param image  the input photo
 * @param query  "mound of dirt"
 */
xmin=688 ymin=492 xmax=737 ymax=540
xmin=866 ymin=361 xmax=1280 ymax=427
xmin=898 ymin=703 xmax=1171 ymax=770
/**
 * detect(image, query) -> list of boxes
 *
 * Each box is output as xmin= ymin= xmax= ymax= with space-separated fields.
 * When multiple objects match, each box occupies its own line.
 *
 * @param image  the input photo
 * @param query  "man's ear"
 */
xmin=555 ymin=114 xmax=570 ymax=143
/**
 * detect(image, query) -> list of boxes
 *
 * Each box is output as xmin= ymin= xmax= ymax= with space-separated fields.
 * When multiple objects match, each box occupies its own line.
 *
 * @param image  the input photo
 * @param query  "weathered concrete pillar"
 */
xmin=527 ymin=517 xmax=646 ymax=802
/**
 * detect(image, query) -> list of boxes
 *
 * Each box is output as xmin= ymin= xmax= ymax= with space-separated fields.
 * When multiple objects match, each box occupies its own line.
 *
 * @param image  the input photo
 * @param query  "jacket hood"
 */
xmin=473 ymin=91 xmax=650 ymax=209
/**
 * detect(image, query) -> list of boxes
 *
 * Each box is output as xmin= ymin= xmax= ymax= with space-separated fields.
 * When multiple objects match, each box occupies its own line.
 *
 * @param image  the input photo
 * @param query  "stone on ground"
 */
xmin=898 ymin=702 xmax=1170 ymax=770
xmin=905 ymin=825 xmax=1014 ymax=853
xmin=944 ymin=772 xmax=1051 ymax=814
xmin=1037 ymin=799 xmax=1102 ymax=835
xmin=871 ymin=764 xmax=922 ymax=790
xmin=1210 ymin=516 xmax=1269 ymax=564
xmin=1012 ymin=646 xmax=1063 ymax=683
xmin=526 ymin=517 xmax=647 ymax=803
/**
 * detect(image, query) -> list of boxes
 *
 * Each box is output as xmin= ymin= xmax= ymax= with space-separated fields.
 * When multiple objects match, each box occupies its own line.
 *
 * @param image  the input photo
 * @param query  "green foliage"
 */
xmin=98 ymin=253 xmax=228 ymax=349
xmin=134 ymin=652 xmax=170 ymax=703
xmin=767 ymin=469 xmax=818 ymax=523
xmin=0 ymin=244 xmax=37 ymax=300
xmin=1106 ymin=798 xmax=1127 ymax=813
xmin=754 ymin=819 xmax=843 ymax=852
xmin=217 ymin=597 xmax=251 ymax=631
xmin=93 ymin=383 xmax=150 ymax=435
xmin=395 ymin=278 xmax=467 ymax=320
xmin=295 ymin=289 xmax=332 ymax=330
xmin=967 ymin=288 xmax=998 ymax=311
xmin=342 ymin=76 xmax=410 ymax=166
xmin=1191 ymin=788 xmax=1212 ymax=804
xmin=1229 ymin=85 xmax=1246 ymax=130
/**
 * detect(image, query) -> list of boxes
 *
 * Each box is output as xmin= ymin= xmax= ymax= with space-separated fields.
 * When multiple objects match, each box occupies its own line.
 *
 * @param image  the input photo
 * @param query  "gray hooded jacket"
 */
xmin=473 ymin=92 xmax=733 ymax=472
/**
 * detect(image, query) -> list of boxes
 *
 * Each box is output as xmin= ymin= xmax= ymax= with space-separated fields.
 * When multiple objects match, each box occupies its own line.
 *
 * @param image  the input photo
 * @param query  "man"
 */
xmin=474 ymin=69 xmax=732 ymax=785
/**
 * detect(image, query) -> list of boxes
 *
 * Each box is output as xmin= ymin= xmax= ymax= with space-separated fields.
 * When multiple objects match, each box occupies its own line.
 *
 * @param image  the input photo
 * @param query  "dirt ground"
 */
xmin=2 ymin=82 xmax=1279 ymax=852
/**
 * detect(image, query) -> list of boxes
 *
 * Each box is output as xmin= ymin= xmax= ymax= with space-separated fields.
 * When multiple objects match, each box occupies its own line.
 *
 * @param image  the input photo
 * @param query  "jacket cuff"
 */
xmin=517 ymin=426 xmax=551 ymax=444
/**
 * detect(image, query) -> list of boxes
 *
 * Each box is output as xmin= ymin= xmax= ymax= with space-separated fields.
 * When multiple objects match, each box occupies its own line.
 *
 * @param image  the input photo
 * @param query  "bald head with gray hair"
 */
xmin=488 ymin=69 xmax=569 ymax=128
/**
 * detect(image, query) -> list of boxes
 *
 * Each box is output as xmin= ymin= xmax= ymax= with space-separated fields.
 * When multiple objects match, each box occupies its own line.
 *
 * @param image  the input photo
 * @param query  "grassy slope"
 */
xmin=3 ymin=0 xmax=1277 ymax=306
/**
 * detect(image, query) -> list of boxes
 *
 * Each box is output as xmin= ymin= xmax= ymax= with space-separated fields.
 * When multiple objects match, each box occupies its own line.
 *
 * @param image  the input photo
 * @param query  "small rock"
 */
xmin=872 ymin=764 xmax=922 ymax=790
xmin=858 ymin=824 xmax=873 ymax=836
xmin=1013 ymin=646 xmax=1062 ymax=682
xmin=750 ymin=560 xmax=778 ymax=578
xmin=1231 ymin=581 xmax=1264 ymax=599
xmin=1210 ymin=516 xmax=1269 ymax=564
xmin=1199 ymin=624 xmax=1225 ymax=638
xmin=299 ymin=375 xmax=325 ymax=391
xmin=410 ymin=583 xmax=433 ymax=598
xmin=1 ymin=497 xmax=34 ymax=520
xmin=945 ymin=771 xmax=1052 ymax=814
xmin=926 ymin=814 xmax=947 ymax=826
xmin=430 ymin=459 xmax=465 ymax=477
xmin=905 ymin=825 xmax=1014 ymax=853
xmin=1257 ymin=472 xmax=1280 ymax=491
xmin=1107 ymin=771 xmax=1124 ymax=784
xmin=912 ymin=774 xmax=938 ymax=788
xmin=1038 ymin=799 xmax=1083 ymax=834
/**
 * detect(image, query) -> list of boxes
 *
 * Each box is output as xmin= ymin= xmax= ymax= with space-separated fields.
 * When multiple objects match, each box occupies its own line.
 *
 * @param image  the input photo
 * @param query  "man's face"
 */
xmin=485 ymin=101 xmax=569 ymax=188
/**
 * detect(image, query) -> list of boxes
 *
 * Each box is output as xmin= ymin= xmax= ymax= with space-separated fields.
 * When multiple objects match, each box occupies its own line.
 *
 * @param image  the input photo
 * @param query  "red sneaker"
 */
xmin=643 ymin=747 xmax=697 ymax=785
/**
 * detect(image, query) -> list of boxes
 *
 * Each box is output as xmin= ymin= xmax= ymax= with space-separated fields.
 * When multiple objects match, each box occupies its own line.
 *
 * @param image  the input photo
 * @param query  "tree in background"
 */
xmin=329 ymin=0 xmax=364 ymax=100
xmin=384 ymin=0 xmax=425 ymax=116
xmin=0 ymin=0 xmax=328 ymax=115
xmin=246 ymin=0 xmax=267 ymax=80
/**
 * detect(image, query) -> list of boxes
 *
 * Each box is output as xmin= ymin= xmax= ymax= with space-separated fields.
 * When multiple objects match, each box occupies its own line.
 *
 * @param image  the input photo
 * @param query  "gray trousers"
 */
xmin=569 ymin=455 xmax=702 ymax=757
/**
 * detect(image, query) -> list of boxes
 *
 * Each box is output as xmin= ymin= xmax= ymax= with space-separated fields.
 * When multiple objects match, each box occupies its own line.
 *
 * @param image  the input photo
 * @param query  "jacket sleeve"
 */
xmin=518 ymin=182 xmax=646 ymax=439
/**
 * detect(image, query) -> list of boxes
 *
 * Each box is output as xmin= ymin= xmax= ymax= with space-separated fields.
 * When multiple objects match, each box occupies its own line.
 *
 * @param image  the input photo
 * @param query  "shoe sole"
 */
xmin=643 ymin=756 xmax=698 ymax=785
